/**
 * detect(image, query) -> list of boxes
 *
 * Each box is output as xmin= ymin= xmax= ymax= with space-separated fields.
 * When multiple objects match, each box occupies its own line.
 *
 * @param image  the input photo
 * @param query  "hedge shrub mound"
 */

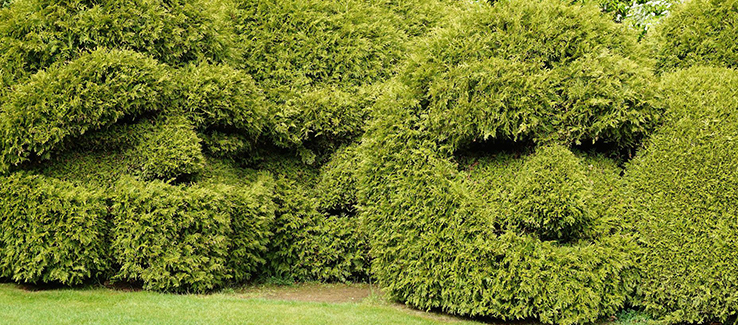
xmin=356 ymin=0 xmax=648 ymax=322
xmin=623 ymin=66 xmax=738 ymax=324
xmin=0 ymin=172 xmax=110 ymax=285
xmin=507 ymin=145 xmax=594 ymax=242
xmin=136 ymin=116 xmax=205 ymax=181
xmin=403 ymin=0 xmax=658 ymax=150
xmin=110 ymin=176 xmax=274 ymax=292
xmin=179 ymin=62 xmax=268 ymax=136
xmin=233 ymin=0 xmax=407 ymax=151
xmin=0 ymin=0 xmax=227 ymax=85
xmin=654 ymin=0 xmax=738 ymax=72
xmin=0 ymin=48 xmax=171 ymax=172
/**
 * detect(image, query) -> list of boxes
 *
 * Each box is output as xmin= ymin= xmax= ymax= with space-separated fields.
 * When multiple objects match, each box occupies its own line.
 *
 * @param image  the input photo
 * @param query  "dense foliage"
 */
xmin=0 ymin=173 xmax=110 ymax=285
xmin=402 ymin=0 xmax=658 ymax=150
xmin=623 ymin=67 xmax=738 ymax=324
xmin=653 ymin=0 xmax=738 ymax=72
xmin=1 ymin=0 xmax=738 ymax=323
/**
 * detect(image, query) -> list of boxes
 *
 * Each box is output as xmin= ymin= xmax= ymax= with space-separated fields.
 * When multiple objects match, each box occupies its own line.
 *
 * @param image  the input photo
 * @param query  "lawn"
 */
xmin=0 ymin=283 xmax=482 ymax=325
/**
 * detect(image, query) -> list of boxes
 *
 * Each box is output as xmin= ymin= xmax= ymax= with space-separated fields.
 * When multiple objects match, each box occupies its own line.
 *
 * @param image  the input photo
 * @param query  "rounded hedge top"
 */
xmin=401 ymin=0 xmax=658 ymax=150
xmin=624 ymin=66 xmax=738 ymax=324
xmin=654 ymin=0 xmax=738 ymax=71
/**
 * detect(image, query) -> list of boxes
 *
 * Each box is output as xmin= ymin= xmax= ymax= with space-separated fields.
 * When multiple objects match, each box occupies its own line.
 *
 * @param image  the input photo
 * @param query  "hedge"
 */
xmin=623 ymin=66 xmax=738 ymax=324
xmin=402 ymin=0 xmax=658 ymax=150
xmin=0 ymin=48 xmax=171 ymax=172
xmin=355 ymin=0 xmax=648 ymax=322
xmin=0 ymin=172 xmax=110 ymax=285
xmin=0 ymin=0 xmax=228 ymax=85
xmin=110 ymin=176 xmax=274 ymax=292
xmin=653 ymin=0 xmax=738 ymax=72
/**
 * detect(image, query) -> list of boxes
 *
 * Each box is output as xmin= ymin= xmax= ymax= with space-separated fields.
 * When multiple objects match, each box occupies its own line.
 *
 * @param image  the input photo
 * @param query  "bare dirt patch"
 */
xmin=238 ymin=282 xmax=375 ymax=304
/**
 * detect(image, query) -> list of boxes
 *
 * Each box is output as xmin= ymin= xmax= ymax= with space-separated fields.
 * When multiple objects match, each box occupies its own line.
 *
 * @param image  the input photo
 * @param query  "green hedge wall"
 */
xmin=654 ymin=0 xmax=738 ymax=72
xmin=0 ymin=0 xmax=228 ymax=85
xmin=0 ymin=48 xmax=171 ymax=172
xmin=110 ymin=176 xmax=274 ymax=292
xmin=623 ymin=66 xmax=738 ymax=324
xmin=402 ymin=0 xmax=658 ymax=150
xmin=0 ymin=172 xmax=111 ymax=285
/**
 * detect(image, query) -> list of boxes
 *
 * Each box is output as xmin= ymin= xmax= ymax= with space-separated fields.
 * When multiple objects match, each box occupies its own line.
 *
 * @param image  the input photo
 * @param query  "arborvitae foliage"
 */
xmin=653 ymin=0 xmax=738 ymax=72
xmin=0 ymin=172 xmax=111 ymax=285
xmin=403 ymin=0 xmax=658 ymax=150
xmin=358 ymin=82 xmax=639 ymax=325
xmin=356 ymin=0 xmax=649 ymax=321
xmin=623 ymin=67 xmax=738 ymax=324
xmin=0 ymin=48 xmax=171 ymax=172
xmin=110 ymin=176 xmax=274 ymax=292
xmin=507 ymin=144 xmax=595 ymax=241
xmin=232 ymin=0 xmax=407 ymax=151
xmin=178 ymin=62 xmax=268 ymax=137
xmin=136 ymin=116 xmax=205 ymax=181
xmin=0 ymin=0 xmax=228 ymax=86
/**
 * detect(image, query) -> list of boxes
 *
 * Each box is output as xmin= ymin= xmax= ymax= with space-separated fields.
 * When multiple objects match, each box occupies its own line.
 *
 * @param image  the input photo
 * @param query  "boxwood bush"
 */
xmin=653 ymin=0 xmax=738 ymax=72
xmin=0 ymin=172 xmax=111 ymax=285
xmin=110 ymin=176 xmax=274 ymax=292
xmin=623 ymin=66 xmax=738 ymax=324
xmin=0 ymin=48 xmax=171 ymax=172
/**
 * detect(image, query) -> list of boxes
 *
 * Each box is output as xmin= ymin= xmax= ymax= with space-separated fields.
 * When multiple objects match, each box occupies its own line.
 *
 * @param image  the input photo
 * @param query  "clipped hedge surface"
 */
xmin=0 ymin=172 xmax=110 ymax=285
xmin=0 ymin=0 xmax=228 ymax=85
xmin=0 ymin=48 xmax=171 ymax=172
xmin=624 ymin=66 xmax=738 ymax=324
xmin=403 ymin=0 xmax=658 ymax=150
xmin=110 ymin=176 xmax=274 ymax=292
xmin=654 ymin=0 xmax=738 ymax=71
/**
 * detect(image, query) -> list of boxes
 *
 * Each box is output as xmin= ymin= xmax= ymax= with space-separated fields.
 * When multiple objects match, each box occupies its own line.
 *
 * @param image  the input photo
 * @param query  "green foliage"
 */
xmin=653 ymin=0 xmax=738 ymax=72
xmin=315 ymin=143 xmax=361 ymax=212
xmin=178 ymin=62 xmax=268 ymax=136
xmin=507 ymin=144 xmax=594 ymax=241
xmin=0 ymin=0 xmax=228 ymax=85
xmin=136 ymin=116 xmax=205 ymax=181
xmin=404 ymin=0 xmax=658 ymax=150
xmin=0 ymin=172 xmax=110 ymax=285
xmin=110 ymin=176 xmax=274 ymax=292
xmin=233 ymin=0 xmax=407 ymax=151
xmin=623 ymin=66 xmax=738 ymax=324
xmin=0 ymin=48 xmax=171 ymax=172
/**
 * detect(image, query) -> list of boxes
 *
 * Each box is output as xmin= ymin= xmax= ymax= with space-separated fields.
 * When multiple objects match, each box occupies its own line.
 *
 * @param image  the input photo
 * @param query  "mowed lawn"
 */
xmin=0 ymin=283 xmax=482 ymax=325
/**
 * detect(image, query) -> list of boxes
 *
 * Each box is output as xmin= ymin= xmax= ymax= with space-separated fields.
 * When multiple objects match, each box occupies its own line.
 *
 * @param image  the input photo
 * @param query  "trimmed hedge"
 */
xmin=356 ymin=0 xmax=647 ymax=322
xmin=0 ymin=0 xmax=228 ymax=84
xmin=233 ymin=0 xmax=406 ymax=151
xmin=507 ymin=145 xmax=594 ymax=242
xmin=654 ymin=0 xmax=738 ymax=72
xmin=0 ymin=172 xmax=110 ymax=285
xmin=110 ymin=176 xmax=274 ymax=292
xmin=136 ymin=116 xmax=205 ymax=181
xmin=178 ymin=62 xmax=268 ymax=136
xmin=623 ymin=66 xmax=738 ymax=324
xmin=403 ymin=0 xmax=658 ymax=150
xmin=0 ymin=48 xmax=171 ymax=172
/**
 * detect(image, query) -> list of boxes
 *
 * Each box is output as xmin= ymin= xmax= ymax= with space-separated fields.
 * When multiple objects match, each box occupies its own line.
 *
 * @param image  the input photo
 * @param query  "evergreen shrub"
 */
xmin=654 ymin=0 xmax=738 ymax=72
xmin=624 ymin=66 xmax=738 ymax=324
xmin=110 ymin=176 xmax=274 ymax=292
xmin=357 ymin=0 xmax=649 ymax=322
xmin=403 ymin=0 xmax=658 ymax=149
xmin=0 ymin=48 xmax=171 ymax=172
xmin=0 ymin=172 xmax=110 ymax=285
xmin=0 ymin=0 xmax=228 ymax=85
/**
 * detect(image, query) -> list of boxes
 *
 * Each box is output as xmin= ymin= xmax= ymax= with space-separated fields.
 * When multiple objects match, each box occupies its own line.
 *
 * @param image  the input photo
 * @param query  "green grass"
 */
xmin=0 ymin=283 xmax=480 ymax=325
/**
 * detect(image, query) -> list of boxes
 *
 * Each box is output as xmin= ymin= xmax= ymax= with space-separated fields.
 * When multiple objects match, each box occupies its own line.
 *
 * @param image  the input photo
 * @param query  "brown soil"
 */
xmin=238 ymin=282 xmax=376 ymax=304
